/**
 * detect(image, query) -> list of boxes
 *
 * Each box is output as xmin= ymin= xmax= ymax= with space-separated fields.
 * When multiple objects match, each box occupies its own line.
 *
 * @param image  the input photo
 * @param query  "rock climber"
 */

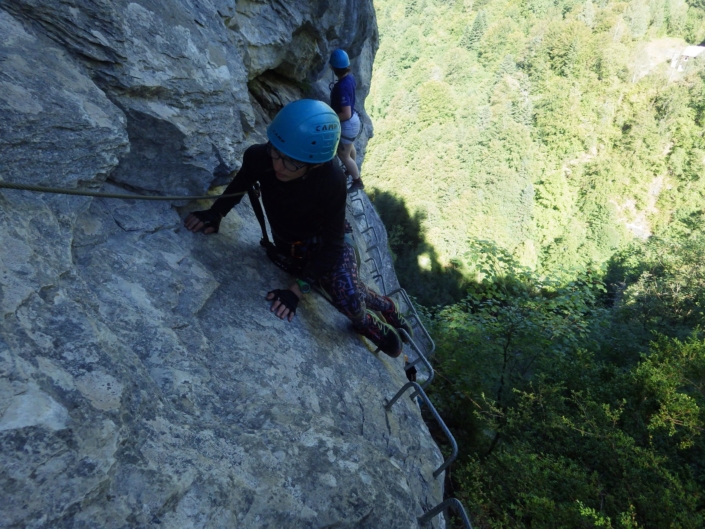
xmin=184 ymin=99 xmax=410 ymax=357
xmin=329 ymin=49 xmax=364 ymax=193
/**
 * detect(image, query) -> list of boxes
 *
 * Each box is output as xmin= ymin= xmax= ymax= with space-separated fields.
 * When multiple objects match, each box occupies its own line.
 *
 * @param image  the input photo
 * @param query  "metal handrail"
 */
xmin=384 ymin=382 xmax=458 ymax=478
xmin=365 ymin=246 xmax=387 ymax=294
xmin=349 ymin=195 xmax=367 ymax=219
xmin=387 ymin=288 xmax=436 ymax=358
xmin=347 ymin=195 xmax=387 ymax=293
xmin=418 ymin=498 xmax=473 ymax=528
xmin=361 ymin=224 xmax=380 ymax=246
xmin=361 ymin=224 xmax=377 ymax=236
xmin=399 ymin=329 xmax=434 ymax=389
xmin=349 ymin=194 xmax=468 ymax=527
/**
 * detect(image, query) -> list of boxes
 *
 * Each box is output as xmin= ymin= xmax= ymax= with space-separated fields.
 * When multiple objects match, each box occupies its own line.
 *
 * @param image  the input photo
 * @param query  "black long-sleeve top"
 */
xmin=210 ymin=144 xmax=347 ymax=277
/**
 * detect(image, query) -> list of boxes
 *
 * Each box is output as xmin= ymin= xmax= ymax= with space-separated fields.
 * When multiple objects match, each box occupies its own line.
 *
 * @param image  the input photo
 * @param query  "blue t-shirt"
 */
xmin=330 ymin=74 xmax=356 ymax=117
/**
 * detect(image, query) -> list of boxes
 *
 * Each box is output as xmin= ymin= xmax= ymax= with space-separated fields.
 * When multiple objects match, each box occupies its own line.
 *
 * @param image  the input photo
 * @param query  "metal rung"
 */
xmin=374 ymin=275 xmax=386 ymax=295
xmin=407 ymin=322 xmax=435 ymax=359
xmin=363 ymin=254 xmax=386 ymax=294
xmin=366 ymin=245 xmax=384 ymax=264
xmin=418 ymin=498 xmax=473 ymax=528
xmin=387 ymin=288 xmax=435 ymax=357
xmin=361 ymin=226 xmax=380 ymax=246
xmin=399 ymin=329 xmax=434 ymax=389
xmin=348 ymin=195 xmax=462 ymax=519
xmin=384 ymin=382 xmax=457 ymax=478
xmin=349 ymin=196 xmax=365 ymax=213
xmin=354 ymin=215 xmax=370 ymax=233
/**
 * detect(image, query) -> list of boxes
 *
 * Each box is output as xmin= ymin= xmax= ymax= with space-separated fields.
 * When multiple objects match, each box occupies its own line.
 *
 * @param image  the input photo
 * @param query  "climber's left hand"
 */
xmin=266 ymin=285 xmax=302 ymax=322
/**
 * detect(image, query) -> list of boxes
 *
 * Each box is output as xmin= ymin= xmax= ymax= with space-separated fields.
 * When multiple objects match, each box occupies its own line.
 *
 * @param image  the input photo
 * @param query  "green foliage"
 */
xmin=425 ymin=243 xmax=705 ymax=528
xmin=460 ymin=10 xmax=487 ymax=50
xmin=607 ymin=231 xmax=705 ymax=338
xmin=367 ymin=0 xmax=705 ymax=306
xmin=366 ymin=1 xmax=705 ymax=525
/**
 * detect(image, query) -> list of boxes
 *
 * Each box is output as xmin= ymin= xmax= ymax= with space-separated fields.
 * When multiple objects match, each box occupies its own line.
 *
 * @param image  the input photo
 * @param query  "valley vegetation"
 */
xmin=365 ymin=0 xmax=705 ymax=526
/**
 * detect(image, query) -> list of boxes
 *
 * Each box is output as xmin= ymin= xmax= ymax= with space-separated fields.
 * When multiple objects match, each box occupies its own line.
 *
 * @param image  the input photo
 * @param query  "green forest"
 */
xmin=364 ymin=0 xmax=705 ymax=526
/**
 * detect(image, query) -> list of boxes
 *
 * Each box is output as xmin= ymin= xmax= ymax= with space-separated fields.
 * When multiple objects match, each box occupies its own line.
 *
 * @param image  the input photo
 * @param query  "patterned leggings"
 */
xmin=317 ymin=244 xmax=392 ymax=325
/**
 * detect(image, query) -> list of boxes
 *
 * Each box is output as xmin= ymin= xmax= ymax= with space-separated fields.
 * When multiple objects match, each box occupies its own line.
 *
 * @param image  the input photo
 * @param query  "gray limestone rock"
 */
xmin=0 ymin=1 xmax=446 ymax=527
xmin=2 ymin=0 xmax=378 ymax=195
xmin=0 ymin=10 xmax=128 ymax=188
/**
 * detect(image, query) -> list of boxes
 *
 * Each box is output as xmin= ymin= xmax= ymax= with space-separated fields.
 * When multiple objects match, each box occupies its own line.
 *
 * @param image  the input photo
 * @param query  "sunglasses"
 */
xmin=266 ymin=143 xmax=308 ymax=172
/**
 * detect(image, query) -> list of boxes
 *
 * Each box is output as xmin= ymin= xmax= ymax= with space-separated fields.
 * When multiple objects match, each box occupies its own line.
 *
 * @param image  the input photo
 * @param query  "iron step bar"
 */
xmin=346 ymin=190 xmax=473 ymax=528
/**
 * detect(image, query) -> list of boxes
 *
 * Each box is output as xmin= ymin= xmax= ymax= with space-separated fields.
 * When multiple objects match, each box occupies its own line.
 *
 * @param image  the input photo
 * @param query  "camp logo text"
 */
xmin=316 ymin=123 xmax=339 ymax=132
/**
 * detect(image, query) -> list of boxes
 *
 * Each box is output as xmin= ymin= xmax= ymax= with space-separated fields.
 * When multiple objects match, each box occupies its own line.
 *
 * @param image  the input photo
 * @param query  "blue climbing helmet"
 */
xmin=329 ymin=49 xmax=350 ymax=69
xmin=267 ymin=99 xmax=341 ymax=164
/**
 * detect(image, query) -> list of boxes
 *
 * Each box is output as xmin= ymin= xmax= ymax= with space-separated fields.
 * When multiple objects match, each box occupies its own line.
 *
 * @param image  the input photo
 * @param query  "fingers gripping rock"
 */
xmin=189 ymin=210 xmax=222 ymax=233
xmin=268 ymin=289 xmax=299 ymax=315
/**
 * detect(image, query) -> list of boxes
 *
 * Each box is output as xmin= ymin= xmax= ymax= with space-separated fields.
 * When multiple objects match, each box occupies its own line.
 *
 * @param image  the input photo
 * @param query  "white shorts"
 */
xmin=340 ymin=112 xmax=361 ymax=145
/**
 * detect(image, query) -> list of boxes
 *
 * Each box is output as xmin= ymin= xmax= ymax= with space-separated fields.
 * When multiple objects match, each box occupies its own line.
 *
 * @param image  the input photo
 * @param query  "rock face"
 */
xmin=0 ymin=1 xmax=445 ymax=528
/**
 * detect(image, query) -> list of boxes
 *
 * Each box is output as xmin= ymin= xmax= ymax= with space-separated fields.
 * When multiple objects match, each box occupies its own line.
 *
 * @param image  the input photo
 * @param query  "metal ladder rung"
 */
xmin=348 ymin=195 xmax=471 ymax=524
xmin=385 ymin=382 xmax=457 ymax=478
xmin=388 ymin=288 xmax=436 ymax=357
xmin=418 ymin=498 xmax=473 ymax=528
xmin=399 ymin=329 xmax=434 ymax=388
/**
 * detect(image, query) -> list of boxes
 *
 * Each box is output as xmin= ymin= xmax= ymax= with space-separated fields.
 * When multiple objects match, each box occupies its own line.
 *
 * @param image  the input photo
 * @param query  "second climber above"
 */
xmin=329 ymin=49 xmax=364 ymax=193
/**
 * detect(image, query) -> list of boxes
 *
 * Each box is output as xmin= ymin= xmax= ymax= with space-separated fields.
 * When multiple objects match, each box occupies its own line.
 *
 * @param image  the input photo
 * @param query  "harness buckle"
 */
xmin=290 ymin=241 xmax=305 ymax=259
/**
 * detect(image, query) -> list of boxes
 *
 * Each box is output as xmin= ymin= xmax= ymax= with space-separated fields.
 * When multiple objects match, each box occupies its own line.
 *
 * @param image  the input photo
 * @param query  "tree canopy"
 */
xmin=366 ymin=0 xmax=705 ymax=526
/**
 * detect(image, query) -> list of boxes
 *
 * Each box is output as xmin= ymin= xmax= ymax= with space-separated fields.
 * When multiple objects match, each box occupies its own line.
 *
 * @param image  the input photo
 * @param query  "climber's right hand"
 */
xmin=184 ymin=210 xmax=222 ymax=234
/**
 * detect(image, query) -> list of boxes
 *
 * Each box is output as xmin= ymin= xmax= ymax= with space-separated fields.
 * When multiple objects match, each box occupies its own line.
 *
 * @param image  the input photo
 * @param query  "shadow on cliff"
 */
xmin=369 ymin=190 xmax=468 ymax=307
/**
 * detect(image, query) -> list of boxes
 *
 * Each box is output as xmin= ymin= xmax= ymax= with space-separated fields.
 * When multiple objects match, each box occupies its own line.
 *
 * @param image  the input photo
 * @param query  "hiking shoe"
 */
xmin=354 ymin=310 xmax=403 ymax=358
xmin=347 ymin=178 xmax=365 ymax=194
xmin=380 ymin=296 xmax=414 ymax=342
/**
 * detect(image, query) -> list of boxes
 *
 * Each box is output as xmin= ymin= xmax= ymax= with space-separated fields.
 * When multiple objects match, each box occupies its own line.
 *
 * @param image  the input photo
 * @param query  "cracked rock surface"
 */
xmin=0 ymin=1 xmax=444 ymax=527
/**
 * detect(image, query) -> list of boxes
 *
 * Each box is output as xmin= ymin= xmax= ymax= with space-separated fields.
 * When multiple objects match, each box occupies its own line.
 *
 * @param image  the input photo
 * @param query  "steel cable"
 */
xmin=0 ymin=181 xmax=244 ymax=201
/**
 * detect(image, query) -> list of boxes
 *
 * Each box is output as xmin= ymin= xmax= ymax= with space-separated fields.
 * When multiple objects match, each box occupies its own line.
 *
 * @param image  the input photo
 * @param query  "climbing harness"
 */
xmin=249 ymin=184 xmax=320 ymax=278
xmin=248 ymin=182 xmax=361 ymax=278
xmin=0 ymin=180 xmax=247 ymax=201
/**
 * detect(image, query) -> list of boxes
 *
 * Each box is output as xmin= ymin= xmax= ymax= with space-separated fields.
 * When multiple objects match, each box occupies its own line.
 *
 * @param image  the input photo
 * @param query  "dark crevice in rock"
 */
xmin=274 ymin=21 xmax=326 ymax=81
xmin=357 ymin=397 xmax=366 ymax=436
xmin=113 ymin=85 xmax=176 ymax=101
xmin=210 ymin=144 xmax=234 ymax=188
xmin=151 ymin=479 xmax=195 ymax=522
xmin=357 ymin=506 xmax=377 ymax=526
xmin=245 ymin=91 xmax=271 ymax=137
xmin=316 ymin=0 xmax=331 ymax=19
xmin=248 ymin=70 xmax=304 ymax=117
xmin=106 ymin=107 xmax=210 ymax=198
xmin=384 ymin=407 xmax=392 ymax=438
xmin=37 ymin=285 xmax=58 ymax=303
xmin=102 ymin=178 xmax=159 ymax=197
xmin=110 ymin=212 xmax=130 ymax=233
